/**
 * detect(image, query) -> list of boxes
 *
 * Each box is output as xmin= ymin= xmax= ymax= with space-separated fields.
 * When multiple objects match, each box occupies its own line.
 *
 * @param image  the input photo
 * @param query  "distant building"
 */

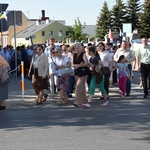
xmin=82 ymin=25 xmax=96 ymax=37
xmin=12 ymin=20 xmax=69 ymax=46
xmin=0 ymin=12 xmax=28 ymax=46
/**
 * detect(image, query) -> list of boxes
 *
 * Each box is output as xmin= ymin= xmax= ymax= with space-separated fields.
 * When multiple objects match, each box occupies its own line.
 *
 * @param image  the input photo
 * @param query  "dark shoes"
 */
xmin=0 ymin=106 xmax=6 ymax=110
xmin=73 ymin=103 xmax=79 ymax=107
xmin=143 ymin=93 xmax=149 ymax=98
xmin=36 ymin=101 xmax=43 ymax=105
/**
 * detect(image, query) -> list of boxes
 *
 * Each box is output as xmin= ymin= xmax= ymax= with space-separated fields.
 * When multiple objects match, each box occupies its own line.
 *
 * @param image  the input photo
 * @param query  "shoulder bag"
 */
xmin=75 ymin=67 xmax=90 ymax=77
xmin=0 ymin=66 xmax=9 ymax=84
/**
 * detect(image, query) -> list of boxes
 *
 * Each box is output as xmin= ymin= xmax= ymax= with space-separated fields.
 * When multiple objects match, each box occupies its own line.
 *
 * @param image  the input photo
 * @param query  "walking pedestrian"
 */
xmin=28 ymin=45 xmax=49 ymax=104
xmin=82 ymin=46 xmax=108 ymax=108
xmin=117 ymin=55 xmax=130 ymax=97
xmin=136 ymin=37 xmax=150 ymax=98
xmin=72 ymin=42 xmax=89 ymax=107
xmin=114 ymin=40 xmax=135 ymax=96
xmin=54 ymin=46 xmax=72 ymax=104
xmin=0 ymin=55 xmax=9 ymax=110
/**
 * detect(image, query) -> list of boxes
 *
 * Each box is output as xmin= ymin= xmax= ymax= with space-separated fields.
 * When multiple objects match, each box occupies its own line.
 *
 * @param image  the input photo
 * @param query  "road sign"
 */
xmin=0 ymin=3 xmax=8 ymax=12
xmin=123 ymin=23 xmax=132 ymax=33
xmin=7 ymin=11 xmax=22 ymax=26
xmin=0 ymin=3 xmax=9 ymax=32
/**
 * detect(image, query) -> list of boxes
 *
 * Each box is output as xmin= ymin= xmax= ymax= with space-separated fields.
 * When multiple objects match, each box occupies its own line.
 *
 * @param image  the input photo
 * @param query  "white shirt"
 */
xmin=55 ymin=56 xmax=69 ymax=76
xmin=33 ymin=53 xmax=44 ymax=68
xmin=48 ymin=56 xmax=57 ymax=74
xmin=99 ymin=51 xmax=112 ymax=67
xmin=44 ymin=45 xmax=56 ymax=58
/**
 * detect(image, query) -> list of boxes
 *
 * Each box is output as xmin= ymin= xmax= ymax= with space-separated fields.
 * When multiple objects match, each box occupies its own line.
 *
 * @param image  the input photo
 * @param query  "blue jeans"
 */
xmin=126 ymin=64 xmax=132 ymax=95
xmin=67 ymin=75 xmax=75 ymax=97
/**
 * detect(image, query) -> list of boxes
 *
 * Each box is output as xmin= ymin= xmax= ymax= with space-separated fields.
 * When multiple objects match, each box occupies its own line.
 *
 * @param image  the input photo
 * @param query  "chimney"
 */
xmin=41 ymin=10 xmax=49 ymax=21
xmin=42 ymin=10 xmax=45 ymax=18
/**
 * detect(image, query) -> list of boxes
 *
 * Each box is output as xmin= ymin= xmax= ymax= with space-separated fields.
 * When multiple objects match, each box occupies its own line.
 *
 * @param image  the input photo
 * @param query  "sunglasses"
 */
xmin=62 ymin=50 xmax=66 ymax=51
xmin=36 ymin=48 xmax=42 ymax=50
xmin=52 ymin=52 xmax=55 ymax=54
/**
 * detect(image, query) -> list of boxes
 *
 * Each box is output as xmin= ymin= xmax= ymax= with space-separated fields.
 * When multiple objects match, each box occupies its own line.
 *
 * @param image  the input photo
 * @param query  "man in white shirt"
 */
xmin=136 ymin=37 xmax=150 ymax=98
xmin=44 ymin=38 xmax=56 ymax=58
xmin=114 ymin=40 xmax=135 ymax=96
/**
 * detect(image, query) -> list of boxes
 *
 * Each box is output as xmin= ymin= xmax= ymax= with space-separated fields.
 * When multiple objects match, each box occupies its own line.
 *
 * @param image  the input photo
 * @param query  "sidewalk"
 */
xmin=5 ymin=74 xmax=148 ymax=109
xmin=6 ymin=75 xmax=36 ymax=108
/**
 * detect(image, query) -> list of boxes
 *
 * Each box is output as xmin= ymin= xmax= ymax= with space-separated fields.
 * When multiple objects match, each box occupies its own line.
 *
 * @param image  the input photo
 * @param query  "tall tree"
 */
xmin=111 ymin=0 xmax=127 ymax=31
xmin=126 ymin=0 xmax=141 ymax=31
xmin=68 ymin=17 xmax=88 ymax=42
xmin=96 ymin=1 xmax=111 ymax=39
xmin=138 ymin=0 xmax=150 ymax=38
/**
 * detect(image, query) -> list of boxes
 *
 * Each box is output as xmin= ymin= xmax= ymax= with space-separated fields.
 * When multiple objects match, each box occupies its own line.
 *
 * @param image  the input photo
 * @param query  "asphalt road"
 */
xmin=0 ymin=71 xmax=150 ymax=150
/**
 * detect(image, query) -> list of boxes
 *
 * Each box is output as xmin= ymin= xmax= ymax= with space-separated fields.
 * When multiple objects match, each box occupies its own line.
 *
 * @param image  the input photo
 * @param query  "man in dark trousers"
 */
xmin=136 ymin=37 xmax=150 ymax=98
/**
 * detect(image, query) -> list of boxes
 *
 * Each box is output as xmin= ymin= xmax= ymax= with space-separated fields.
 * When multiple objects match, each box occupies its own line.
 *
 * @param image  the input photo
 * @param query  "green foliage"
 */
xmin=111 ymin=0 xmax=127 ymax=31
xmin=126 ymin=0 xmax=141 ymax=31
xmin=138 ymin=0 xmax=150 ymax=38
xmin=96 ymin=1 xmax=111 ymax=39
xmin=68 ymin=17 xmax=89 ymax=42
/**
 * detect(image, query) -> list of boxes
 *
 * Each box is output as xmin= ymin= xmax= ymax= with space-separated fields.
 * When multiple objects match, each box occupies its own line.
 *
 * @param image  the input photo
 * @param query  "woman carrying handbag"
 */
xmin=72 ymin=42 xmax=89 ymax=107
xmin=0 ymin=55 xmax=9 ymax=110
xmin=54 ymin=46 xmax=72 ymax=104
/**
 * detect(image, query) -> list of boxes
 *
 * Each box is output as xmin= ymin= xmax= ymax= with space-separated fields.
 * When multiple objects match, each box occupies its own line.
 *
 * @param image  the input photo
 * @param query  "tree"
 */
xmin=126 ymin=0 xmax=141 ymax=31
xmin=111 ymin=0 xmax=127 ymax=31
xmin=68 ymin=17 xmax=88 ymax=42
xmin=96 ymin=1 xmax=111 ymax=39
xmin=138 ymin=0 xmax=150 ymax=38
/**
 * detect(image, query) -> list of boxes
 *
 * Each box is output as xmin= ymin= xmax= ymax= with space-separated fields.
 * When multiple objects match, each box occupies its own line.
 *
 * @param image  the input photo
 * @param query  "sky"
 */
xmin=1 ymin=0 xmax=145 ymax=25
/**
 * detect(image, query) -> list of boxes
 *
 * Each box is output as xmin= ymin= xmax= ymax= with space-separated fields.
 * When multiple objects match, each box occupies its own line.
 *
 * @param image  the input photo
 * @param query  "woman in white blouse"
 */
xmin=54 ymin=46 xmax=72 ymax=104
xmin=97 ymin=42 xmax=113 ymax=98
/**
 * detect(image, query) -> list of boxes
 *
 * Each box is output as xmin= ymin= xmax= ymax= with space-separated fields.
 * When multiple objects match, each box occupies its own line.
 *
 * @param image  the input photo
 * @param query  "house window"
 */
xmin=49 ymin=31 xmax=53 ymax=37
xmin=58 ymin=30 xmax=62 ymax=37
xmin=66 ymin=31 xmax=70 ymax=36
xmin=42 ymin=31 xmax=45 ymax=36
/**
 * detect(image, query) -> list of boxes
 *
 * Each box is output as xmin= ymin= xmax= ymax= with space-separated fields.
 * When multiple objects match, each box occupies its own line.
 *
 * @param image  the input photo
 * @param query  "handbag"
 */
xmin=0 ymin=66 xmax=9 ymax=84
xmin=59 ymin=56 xmax=73 ymax=76
xmin=75 ymin=67 xmax=90 ymax=77
xmin=60 ymin=68 xmax=74 ymax=76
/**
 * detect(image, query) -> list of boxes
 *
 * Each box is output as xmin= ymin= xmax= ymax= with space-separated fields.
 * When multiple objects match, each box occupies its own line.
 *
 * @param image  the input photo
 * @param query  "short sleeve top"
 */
xmin=55 ymin=56 xmax=69 ymax=76
xmin=89 ymin=55 xmax=100 ymax=65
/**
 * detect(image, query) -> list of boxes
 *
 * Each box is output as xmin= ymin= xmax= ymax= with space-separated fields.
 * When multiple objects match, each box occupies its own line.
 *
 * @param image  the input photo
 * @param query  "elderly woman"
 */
xmin=72 ymin=42 xmax=89 ymax=107
xmin=28 ymin=45 xmax=49 ymax=105
xmin=0 ymin=55 xmax=9 ymax=110
xmin=54 ymin=46 xmax=72 ymax=104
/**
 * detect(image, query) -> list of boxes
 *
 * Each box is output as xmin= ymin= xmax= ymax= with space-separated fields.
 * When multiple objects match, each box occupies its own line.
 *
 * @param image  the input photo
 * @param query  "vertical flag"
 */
xmin=119 ymin=28 xmax=122 ymax=38
xmin=109 ymin=29 xmax=114 ymax=40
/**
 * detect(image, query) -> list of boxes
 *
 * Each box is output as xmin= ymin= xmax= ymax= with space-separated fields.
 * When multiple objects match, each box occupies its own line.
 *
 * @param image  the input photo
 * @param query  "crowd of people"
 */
xmin=0 ymin=37 xmax=150 ymax=110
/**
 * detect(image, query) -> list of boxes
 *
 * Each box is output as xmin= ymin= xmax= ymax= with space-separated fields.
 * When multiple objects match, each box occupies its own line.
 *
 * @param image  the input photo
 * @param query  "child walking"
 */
xmin=117 ymin=55 xmax=130 ymax=97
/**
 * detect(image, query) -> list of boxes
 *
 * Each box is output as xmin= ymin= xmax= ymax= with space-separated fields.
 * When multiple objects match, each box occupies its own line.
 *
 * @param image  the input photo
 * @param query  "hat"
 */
xmin=55 ymin=46 xmax=62 ymax=53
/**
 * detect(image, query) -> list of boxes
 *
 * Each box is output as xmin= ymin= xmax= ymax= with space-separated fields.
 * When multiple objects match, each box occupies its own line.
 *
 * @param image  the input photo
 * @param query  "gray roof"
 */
xmin=82 ymin=25 xmax=96 ymax=37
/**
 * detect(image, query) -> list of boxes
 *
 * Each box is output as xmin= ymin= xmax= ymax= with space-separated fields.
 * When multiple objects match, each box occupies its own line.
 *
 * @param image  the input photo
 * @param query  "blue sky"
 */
xmin=1 ymin=0 xmax=145 ymax=25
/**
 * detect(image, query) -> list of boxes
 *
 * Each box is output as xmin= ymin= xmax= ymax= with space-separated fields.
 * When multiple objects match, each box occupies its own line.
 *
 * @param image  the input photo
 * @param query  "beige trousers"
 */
xmin=74 ymin=75 xmax=87 ymax=105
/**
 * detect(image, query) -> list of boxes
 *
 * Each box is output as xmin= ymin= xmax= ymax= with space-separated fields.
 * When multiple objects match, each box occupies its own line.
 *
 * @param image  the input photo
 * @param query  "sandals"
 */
xmin=42 ymin=94 xmax=48 ymax=102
